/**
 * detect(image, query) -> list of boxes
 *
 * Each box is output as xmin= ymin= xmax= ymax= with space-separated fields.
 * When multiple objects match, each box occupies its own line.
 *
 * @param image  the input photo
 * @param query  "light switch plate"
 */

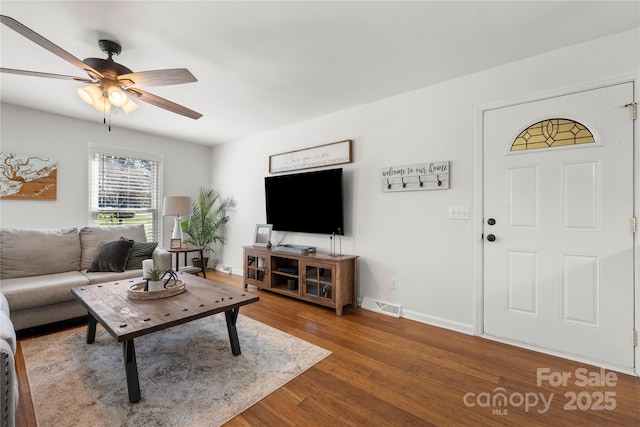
xmin=449 ymin=206 xmax=469 ymax=220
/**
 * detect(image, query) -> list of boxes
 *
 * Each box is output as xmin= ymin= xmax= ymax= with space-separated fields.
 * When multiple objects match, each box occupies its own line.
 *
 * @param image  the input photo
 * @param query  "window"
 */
xmin=511 ymin=118 xmax=595 ymax=152
xmin=89 ymin=146 xmax=162 ymax=241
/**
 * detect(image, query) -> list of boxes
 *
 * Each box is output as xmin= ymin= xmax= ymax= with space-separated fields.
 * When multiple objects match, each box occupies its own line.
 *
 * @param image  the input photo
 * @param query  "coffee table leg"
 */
xmin=123 ymin=340 xmax=141 ymax=403
xmin=224 ymin=308 xmax=241 ymax=356
xmin=86 ymin=313 xmax=97 ymax=344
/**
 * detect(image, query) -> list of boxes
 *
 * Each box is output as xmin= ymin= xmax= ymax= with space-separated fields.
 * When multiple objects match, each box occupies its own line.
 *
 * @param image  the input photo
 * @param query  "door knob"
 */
xmin=487 ymin=218 xmax=496 ymax=225
xmin=486 ymin=234 xmax=496 ymax=242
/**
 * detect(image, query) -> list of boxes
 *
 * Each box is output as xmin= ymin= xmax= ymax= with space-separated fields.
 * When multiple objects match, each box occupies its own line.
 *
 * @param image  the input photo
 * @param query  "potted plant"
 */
xmin=147 ymin=267 xmax=165 ymax=291
xmin=181 ymin=187 xmax=236 ymax=268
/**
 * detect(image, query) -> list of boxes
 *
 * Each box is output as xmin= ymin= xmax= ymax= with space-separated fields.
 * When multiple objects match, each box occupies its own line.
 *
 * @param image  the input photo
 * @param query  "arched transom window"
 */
xmin=511 ymin=118 xmax=595 ymax=152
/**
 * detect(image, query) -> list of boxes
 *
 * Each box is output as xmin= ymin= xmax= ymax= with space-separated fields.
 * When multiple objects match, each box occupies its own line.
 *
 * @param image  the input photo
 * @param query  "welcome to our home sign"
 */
xmin=381 ymin=161 xmax=450 ymax=192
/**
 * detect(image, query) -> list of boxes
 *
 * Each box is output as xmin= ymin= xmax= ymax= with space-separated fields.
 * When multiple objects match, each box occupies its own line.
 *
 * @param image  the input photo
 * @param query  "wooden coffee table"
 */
xmin=71 ymin=272 xmax=259 ymax=403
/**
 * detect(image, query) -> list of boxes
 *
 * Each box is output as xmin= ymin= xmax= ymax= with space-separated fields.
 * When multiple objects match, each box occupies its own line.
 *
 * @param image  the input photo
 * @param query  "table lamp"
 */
xmin=163 ymin=196 xmax=193 ymax=246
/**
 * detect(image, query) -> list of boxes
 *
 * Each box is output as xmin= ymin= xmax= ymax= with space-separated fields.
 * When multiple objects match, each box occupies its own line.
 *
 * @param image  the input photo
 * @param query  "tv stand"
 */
xmin=243 ymin=246 xmax=358 ymax=316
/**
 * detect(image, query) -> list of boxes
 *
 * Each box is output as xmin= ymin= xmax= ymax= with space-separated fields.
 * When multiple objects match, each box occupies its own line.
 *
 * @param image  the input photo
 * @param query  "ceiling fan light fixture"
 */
xmin=121 ymin=98 xmax=139 ymax=114
xmin=77 ymin=85 xmax=101 ymax=105
xmin=92 ymin=96 xmax=111 ymax=113
xmin=77 ymin=87 xmax=93 ymax=105
xmin=78 ymin=85 xmax=112 ymax=113
xmin=2 ymin=16 xmax=202 ymax=124
xmin=107 ymin=85 xmax=128 ymax=107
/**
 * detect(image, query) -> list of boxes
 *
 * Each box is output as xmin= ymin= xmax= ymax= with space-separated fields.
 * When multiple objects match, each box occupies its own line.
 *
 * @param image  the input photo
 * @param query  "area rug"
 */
xmin=21 ymin=315 xmax=331 ymax=426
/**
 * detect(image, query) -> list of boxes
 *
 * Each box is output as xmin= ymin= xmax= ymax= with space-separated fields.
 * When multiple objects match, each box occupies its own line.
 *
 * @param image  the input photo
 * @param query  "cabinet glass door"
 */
xmin=304 ymin=264 xmax=334 ymax=301
xmin=247 ymin=255 xmax=267 ymax=285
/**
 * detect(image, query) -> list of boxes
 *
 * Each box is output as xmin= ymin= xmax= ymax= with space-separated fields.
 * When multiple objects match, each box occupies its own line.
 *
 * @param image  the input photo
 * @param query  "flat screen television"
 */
xmin=265 ymin=168 xmax=344 ymax=235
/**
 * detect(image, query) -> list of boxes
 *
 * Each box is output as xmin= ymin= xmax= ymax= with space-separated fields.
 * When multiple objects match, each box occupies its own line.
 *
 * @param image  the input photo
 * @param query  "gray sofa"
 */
xmin=1 ymin=293 xmax=17 ymax=427
xmin=0 ymin=224 xmax=171 ymax=427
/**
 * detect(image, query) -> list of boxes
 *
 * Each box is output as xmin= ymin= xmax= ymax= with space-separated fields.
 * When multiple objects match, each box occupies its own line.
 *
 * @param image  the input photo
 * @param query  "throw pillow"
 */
xmin=123 ymin=238 xmax=158 ymax=270
xmin=87 ymin=239 xmax=134 ymax=272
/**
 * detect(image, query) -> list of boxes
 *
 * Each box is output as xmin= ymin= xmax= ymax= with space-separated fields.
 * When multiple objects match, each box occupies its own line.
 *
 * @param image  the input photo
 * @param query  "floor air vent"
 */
xmin=361 ymin=297 xmax=401 ymax=318
xmin=215 ymin=265 xmax=232 ymax=273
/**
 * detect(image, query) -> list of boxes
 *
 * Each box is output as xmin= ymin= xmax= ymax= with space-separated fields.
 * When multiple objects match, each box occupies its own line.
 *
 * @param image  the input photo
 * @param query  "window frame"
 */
xmin=88 ymin=143 xmax=164 ymax=242
xmin=506 ymin=117 xmax=601 ymax=155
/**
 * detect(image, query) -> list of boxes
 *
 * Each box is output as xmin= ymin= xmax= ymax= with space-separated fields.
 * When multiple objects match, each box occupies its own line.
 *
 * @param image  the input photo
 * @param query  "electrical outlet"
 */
xmin=391 ymin=277 xmax=398 ymax=290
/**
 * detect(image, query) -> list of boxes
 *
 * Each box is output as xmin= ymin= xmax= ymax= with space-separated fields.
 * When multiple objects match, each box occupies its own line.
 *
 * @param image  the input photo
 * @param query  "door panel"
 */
xmin=562 ymin=253 xmax=599 ymax=326
xmin=508 ymin=166 xmax=538 ymax=228
xmin=507 ymin=250 xmax=538 ymax=315
xmin=562 ymin=161 xmax=599 ymax=229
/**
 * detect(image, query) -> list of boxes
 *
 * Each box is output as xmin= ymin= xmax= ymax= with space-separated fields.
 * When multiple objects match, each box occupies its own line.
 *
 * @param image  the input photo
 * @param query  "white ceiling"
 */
xmin=1 ymin=1 xmax=638 ymax=146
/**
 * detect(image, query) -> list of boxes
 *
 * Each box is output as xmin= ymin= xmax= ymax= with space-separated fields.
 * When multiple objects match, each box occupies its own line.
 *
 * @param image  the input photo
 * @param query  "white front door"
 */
xmin=483 ymin=82 xmax=635 ymax=370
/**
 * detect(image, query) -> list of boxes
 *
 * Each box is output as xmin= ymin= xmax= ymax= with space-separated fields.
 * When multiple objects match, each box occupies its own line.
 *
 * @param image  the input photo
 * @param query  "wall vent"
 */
xmin=215 ymin=264 xmax=232 ymax=274
xmin=361 ymin=297 xmax=401 ymax=318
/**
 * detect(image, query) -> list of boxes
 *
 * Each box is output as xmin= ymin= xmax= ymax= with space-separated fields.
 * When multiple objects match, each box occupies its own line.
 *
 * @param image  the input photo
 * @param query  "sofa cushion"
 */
xmin=0 ymin=227 xmax=80 ymax=279
xmin=0 ymin=293 xmax=16 ymax=354
xmin=83 ymin=268 xmax=143 ymax=285
xmin=0 ymin=292 xmax=9 ymax=316
xmin=80 ymin=225 xmax=146 ymax=270
xmin=87 ymin=239 xmax=134 ymax=272
xmin=124 ymin=239 xmax=158 ymax=270
xmin=9 ymin=300 xmax=88 ymax=332
xmin=1 ymin=271 xmax=90 ymax=311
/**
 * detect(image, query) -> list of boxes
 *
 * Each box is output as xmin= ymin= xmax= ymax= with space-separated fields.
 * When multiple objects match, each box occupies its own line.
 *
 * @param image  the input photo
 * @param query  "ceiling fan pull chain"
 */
xmin=99 ymin=96 xmax=112 ymax=131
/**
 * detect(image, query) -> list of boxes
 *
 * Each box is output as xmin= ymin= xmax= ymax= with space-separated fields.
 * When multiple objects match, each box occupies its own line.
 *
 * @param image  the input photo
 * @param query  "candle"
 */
xmin=142 ymin=259 xmax=154 ymax=279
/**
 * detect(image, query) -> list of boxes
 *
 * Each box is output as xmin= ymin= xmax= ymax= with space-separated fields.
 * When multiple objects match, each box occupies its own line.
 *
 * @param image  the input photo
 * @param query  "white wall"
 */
xmin=0 ymin=105 xmax=212 ymax=246
xmin=211 ymin=29 xmax=639 ymax=333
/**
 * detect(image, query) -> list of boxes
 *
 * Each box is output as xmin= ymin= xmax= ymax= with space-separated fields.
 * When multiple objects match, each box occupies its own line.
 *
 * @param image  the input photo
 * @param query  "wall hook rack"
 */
xmin=381 ymin=161 xmax=450 ymax=192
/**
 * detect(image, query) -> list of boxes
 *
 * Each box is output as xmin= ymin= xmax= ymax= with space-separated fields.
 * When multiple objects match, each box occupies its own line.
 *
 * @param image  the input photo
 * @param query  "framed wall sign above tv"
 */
xmin=269 ymin=139 xmax=352 ymax=173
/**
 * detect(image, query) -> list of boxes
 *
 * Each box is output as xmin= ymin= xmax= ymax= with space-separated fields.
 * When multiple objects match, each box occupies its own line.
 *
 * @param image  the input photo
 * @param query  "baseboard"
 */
xmin=356 ymin=297 xmax=475 ymax=335
xmin=401 ymin=308 xmax=475 ymax=335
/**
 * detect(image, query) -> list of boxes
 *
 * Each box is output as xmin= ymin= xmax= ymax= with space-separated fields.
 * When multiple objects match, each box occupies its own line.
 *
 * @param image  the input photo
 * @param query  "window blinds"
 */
xmin=90 ymin=153 xmax=160 ymax=242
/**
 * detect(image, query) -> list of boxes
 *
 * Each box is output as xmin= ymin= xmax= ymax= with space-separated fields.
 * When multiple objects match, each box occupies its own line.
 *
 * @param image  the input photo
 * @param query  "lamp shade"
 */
xmin=163 ymin=196 xmax=193 ymax=216
xmin=77 ymin=86 xmax=95 ymax=105
xmin=78 ymin=85 xmax=110 ymax=113
xmin=121 ymin=98 xmax=139 ymax=114
xmin=77 ymin=84 xmax=138 ymax=116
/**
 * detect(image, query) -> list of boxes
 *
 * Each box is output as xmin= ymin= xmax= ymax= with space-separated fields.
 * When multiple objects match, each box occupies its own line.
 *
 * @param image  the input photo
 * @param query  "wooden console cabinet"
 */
xmin=243 ymin=246 xmax=358 ymax=316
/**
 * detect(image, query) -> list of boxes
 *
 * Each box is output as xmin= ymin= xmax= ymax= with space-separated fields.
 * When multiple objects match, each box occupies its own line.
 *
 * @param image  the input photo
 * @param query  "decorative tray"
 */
xmin=127 ymin=279 xmax=186 ymax=300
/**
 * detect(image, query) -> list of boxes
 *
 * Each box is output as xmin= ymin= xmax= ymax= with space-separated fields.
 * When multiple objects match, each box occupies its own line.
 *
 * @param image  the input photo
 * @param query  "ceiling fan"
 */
xmin=0 ymin=15 xmax=202 ymax=121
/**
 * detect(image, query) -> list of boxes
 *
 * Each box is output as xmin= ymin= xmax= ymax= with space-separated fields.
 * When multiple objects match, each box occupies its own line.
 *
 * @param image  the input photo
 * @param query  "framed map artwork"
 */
xmin=0 ymin=152 xmax=57 ymax=200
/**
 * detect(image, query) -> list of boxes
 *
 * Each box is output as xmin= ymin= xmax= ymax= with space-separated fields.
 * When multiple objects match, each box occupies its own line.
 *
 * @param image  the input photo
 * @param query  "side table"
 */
xmin=163 ymin=246 xmax=207 ymax=278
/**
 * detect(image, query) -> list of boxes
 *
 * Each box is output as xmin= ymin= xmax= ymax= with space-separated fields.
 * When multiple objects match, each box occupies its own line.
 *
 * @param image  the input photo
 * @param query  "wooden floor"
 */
xmin=14 ymin=270 xmax=640 ymax=426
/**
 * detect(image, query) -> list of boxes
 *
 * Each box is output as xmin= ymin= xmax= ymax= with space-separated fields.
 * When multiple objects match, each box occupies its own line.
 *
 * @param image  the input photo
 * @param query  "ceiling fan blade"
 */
xmin=0 ymin=15 xmax=103 ymax=79
xmin=127 ymin=88 xmax=202 ymax=120
xmin=1 ymin=67 xmax=95 ymax=83
xmin=118 ymin=68 xmax=197 ymax=87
